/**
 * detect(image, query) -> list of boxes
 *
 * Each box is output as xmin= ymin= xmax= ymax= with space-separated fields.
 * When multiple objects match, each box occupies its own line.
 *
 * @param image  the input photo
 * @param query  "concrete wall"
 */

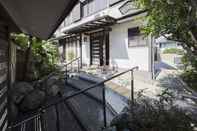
xmin=81 ymin=19 xmax=153 ymax=73
xmin=82 ymin=34 xmax=90 ymax=66
xmin=0 ymin=24 xmax=8 ymax=131
xmin=109 ymin=19 xmax=151 ymax=72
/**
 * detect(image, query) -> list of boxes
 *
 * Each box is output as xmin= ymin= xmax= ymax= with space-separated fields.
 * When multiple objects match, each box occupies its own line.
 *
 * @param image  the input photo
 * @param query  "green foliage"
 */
xmin=163 ymin=48 xmax=184 ymax=55
xmin=181 ymin=69 xmax=197 ymax=91
xmin=125 ymin=91 xmax=195 ymax=131
xmin=135 ymin=0 xmax=197 ymax=72
xmin=181 ymin=53 xmax=197 ymax=70
xmin=11 ymin=33 xmax=59 ymax=79
xmin=11 ymin=33 xmax=29 ymax=49
xmin=67 ymin=50 xmax=76 ymax=61
xmin=31 ymin=40 xmax=59 ymax=77
xmin=134 ymin=0 xmax=197 ymax=92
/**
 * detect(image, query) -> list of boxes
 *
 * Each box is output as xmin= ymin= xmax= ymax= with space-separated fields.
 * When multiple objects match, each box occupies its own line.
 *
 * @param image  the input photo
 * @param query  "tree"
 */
xmin=11 ymin=33 xmax=59 ymax=81
xmin=135 ymin=0 xmax=197 ymax=69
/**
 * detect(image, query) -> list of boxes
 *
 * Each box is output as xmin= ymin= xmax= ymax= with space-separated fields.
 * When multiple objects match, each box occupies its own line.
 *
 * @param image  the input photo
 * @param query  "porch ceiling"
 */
xmin=0 ymin=0 xmax=78 ymax=39
xmin=63 ymin=16 xmax=116 ymax=34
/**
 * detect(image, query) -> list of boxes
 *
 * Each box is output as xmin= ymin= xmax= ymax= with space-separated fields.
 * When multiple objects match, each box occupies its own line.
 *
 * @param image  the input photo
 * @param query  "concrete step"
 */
xmin=67 ymin=76 xmax=128 ymax=114
xmin=55 ymin=102 xmax=85 ymax=131
xmin=64 ymin=88 xmax=115 ymax=131
xmin=12 ymin=78 xmax=117 ymax=131
xmin=67 ymin=77 xmax=103 ymax=101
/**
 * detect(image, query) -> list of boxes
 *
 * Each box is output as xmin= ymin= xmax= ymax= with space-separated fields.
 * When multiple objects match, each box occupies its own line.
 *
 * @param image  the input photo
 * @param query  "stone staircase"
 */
xmin=11 ymin=72 xmax=129 ymax=131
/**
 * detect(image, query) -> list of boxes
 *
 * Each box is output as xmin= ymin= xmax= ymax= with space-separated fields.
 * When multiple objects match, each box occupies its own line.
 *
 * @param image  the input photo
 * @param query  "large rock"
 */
xmin=102 ymin=127 xmax=117 ymax=131
xmin=19 ymin=89 xmax=45 ymax=112
xmin=44 ymin=75 xmax=61 ymax=96
xmin=11 ymin=82 xmax=34 ymax=104
xmin=8 ymin=101 xmax=18 ymax=122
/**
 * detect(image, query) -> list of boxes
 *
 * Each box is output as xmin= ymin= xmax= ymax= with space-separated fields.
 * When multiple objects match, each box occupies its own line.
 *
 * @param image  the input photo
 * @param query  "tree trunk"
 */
xmin=23 ymin=36 xmax=33 ymax=81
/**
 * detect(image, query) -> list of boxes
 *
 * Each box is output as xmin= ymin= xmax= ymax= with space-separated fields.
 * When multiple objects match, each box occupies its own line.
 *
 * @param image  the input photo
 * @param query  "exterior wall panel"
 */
xmin=72 ymin=3 xmax=81 ymax=22
xmin=109 ymin=19 xmax=150 ymax=71
xmin=109 ymin=0 xmax=121 ymax=5
xmin=0 ymin=24 xmax=8 ymax=131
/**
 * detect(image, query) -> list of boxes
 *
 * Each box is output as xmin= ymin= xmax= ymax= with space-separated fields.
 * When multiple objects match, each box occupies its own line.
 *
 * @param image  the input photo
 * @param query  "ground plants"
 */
xmin=111 ymin=90 xmax=196 ymax=131
xmin=11 ymin=33 xmax=59 ymax=80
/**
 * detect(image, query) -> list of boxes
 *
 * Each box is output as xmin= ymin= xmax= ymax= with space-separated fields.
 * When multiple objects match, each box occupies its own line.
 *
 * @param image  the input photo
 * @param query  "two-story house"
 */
xmin=55 ymin=0 xmax=156 ymax=79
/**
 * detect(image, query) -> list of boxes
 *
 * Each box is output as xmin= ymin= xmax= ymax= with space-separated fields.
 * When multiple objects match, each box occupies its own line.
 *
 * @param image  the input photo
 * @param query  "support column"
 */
xmin=0 ymin=22 xmax=9 ymax=131
xmin=62 ymin=44 xmax=66 ymax=61
xmin=79 ymin=33 xmax=82 ymax=68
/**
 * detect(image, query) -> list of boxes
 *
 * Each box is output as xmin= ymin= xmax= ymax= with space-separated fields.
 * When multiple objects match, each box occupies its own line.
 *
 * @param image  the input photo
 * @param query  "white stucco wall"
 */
xmin=80 ymin=19 xmax=153 ymax=72
xmin=109 ymin=19 xmax=150 ymax=71
xmin=82 ymin=34 xmax=91 ymax=66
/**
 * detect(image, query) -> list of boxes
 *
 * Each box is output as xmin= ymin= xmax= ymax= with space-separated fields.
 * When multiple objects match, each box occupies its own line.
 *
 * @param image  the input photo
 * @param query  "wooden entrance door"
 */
xmin=90 ymin=31 xmax=109 ymax=66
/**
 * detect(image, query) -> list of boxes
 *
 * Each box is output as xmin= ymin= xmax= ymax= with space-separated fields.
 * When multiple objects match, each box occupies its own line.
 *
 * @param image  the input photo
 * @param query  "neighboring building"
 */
xmin=155 ymin=36 xmax=184 ymax=69
xmin=156 ymin=36 xmax=182 ymax=53
xmin=55 ymin=0 xmax=156 ymax=79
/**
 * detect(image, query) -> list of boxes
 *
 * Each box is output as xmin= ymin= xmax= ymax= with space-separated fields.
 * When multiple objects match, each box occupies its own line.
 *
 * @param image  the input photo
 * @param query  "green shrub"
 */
xmin=163 ymin=48 xmax=184 ymax=55
xmin=181 ymin=69 xmax=197 ymax=91
xmin=111 ymin=90 xmax=196 ymax=131
xmin=11 ymin=33 xmax=59 ymax=79
xmin=182 ymin=53 xmax=197 ymax=71
xmin=67 ymin=50 xmax=76 ymax=61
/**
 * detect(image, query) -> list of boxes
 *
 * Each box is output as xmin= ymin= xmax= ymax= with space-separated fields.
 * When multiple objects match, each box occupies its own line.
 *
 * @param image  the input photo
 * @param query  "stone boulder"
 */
xmin=102 ymin=127 xmax=117 ymax=131
xmin=11 ymin=82 xmax=34 ymax=104
xmin=8 ymin=101 xmax=18 ymax=122
xmin=19 ymin=89 xmax=45 ymax=112
xmin=44 ymin=75 xmax=61 ymax=96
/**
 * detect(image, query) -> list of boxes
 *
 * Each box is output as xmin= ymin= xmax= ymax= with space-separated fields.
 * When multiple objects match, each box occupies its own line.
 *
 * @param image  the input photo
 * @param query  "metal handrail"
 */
xmin=65 ymin=57 xmax=80 ymax=66
xmin=65 ymin=57 xmax=81 ymax=82
xmin=8 ymin=66 xmax=139 ymax=129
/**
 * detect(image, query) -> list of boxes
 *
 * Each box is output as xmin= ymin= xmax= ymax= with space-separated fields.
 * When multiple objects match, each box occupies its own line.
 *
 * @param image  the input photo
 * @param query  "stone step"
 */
xmin=61 ymin=84 xmax=116 ymax=131
xmin=67 ymin=76 xmax=128 ymax=114
xmin=55 ymin=102 xmax=85 ymax=131
xmin=66 ymin=92 xmax=114 ymax=131
xmin=67 ymin=77 xmax=104 ymax=102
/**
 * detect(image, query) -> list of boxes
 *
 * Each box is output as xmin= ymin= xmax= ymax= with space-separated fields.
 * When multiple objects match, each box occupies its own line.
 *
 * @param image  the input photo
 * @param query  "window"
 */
xmin=128 ymin=27 xmax=147 ymax=47
xmin=81 ymin=0 xmax=108 ymax=17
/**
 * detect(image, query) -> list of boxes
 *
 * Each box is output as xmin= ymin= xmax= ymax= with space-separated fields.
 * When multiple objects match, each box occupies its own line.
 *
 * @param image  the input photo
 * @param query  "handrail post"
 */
xmin=65 ymin=65 xmax=68 ymax=83
xmin=78 ymin=58 xmax=80 ymax=73
xmin=131 ymin=70 xmax=134 ymax=103
xmin=102 ymin=87 xmax=107 ymax=128
xmin=71 ymin=62 xmax=73 ymax=72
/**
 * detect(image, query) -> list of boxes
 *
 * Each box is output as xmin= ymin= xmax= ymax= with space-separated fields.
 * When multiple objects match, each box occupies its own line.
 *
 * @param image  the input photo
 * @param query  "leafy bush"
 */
xmin=163 ymin=48 xmax=184 ymax=55
xmin=182 ymin=53 xmax=197 ymax=71
xmin=67 ymin=50 xmax=76 ymax=61
xmin=11 ymin=33 xmax=59 ymax=79
xmin=181 ymin=69 xmax=197 ymax=91
xmin=181 ymin=53 xmax=197 ymax=91
xmin=111 ymin=90 xmax=196 ymax=131
xmin=127 ymin=99 xmax=195 ymax=131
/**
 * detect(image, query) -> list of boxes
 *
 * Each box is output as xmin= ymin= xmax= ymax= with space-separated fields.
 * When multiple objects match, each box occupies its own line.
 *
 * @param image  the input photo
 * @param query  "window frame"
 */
xmin=128 ymin=27 xmax=147 ymax=48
